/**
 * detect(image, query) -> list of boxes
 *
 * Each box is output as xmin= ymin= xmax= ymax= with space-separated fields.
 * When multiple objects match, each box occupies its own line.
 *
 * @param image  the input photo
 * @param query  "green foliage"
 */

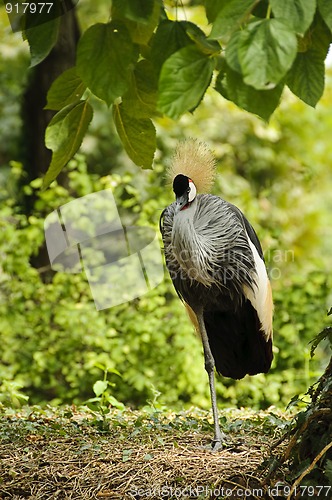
xmin=85 ymin=365 xmax=125 ymax=430
xmin=286 ymin=13 xmax=331 ymax=107
xmin=0 ymin=159 xmax=207 ymax=407
xmin=310 ymin=328 xmax=332 ymax=358
xmin=157 ymin=45 xmax=215 ymax=119
xmin=1 ymin=10 xmax=332 ymax=411
xmin=12 ymin=0 xmax=332 ymax=184
xmin=45 ymin=67 xmax=86 ymax=111
xmin=318 ymin=0 xmax=332 ymax=32
xmin=0 ymin=12 xmax=29 ymax=171
xmin=271 ymin=350 xmax=332 ymax=489
xmin=270 ymin=0 xmax=316 ymax=35
xmin=0 ymin=132 xmax=331 ymax=410
xmin=216 ymin=64 xmax=284 ymax=122
xmin=44 ymin=100 xmax=93 ymax=187
xmin=287 ymin=50 xmax=325 ymax=107
xmin=24 ymin=13 xmax=60 ymax=67
xmin=309 ymin=308 xmax=332 ymax=358
xmin=207 ymin=0 xmax=257 ymax=39
xmin=238 ymin=19 xmax=297 ymax=89
xmin=0 ymin=380 xmax=29 ymax=407
xmin=76 ymin=22 xmax=138 ymax=106
xmin=113 ymin=103 xmax=156 ymax=168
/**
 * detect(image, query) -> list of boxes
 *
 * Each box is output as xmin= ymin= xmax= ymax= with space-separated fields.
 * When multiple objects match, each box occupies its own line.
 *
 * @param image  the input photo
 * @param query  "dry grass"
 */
xmin=0 ymin=406 xmax=290 ymax=499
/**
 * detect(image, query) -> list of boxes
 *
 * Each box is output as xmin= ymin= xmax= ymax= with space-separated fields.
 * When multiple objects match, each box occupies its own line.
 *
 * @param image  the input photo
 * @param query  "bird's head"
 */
xmin=173 ymin=174 xmax=197 ymax=211
xmin=167 ymin=140 xmax=216 ymax=207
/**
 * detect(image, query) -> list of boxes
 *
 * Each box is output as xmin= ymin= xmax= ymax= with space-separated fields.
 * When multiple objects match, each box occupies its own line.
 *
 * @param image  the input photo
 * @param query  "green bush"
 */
xmin=0 ymin=155 xmax=330 ymax=410
xmin=0 ymin=159 xmax=207 ymax=407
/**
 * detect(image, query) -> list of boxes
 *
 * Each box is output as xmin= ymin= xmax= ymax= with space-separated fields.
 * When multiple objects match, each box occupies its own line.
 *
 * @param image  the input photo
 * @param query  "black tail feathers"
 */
xmin=203 ymin=300 xmax=273 ymax=380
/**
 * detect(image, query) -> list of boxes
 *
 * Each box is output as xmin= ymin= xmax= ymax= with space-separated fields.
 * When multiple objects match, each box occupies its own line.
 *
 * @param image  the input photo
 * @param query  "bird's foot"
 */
xmin=211 ymin=432 xmax=229 ymax=451
xmin=202 ymin=432 xmax=229 ymax=452
xmin=211 ymin=438 xmax=223 ymax=451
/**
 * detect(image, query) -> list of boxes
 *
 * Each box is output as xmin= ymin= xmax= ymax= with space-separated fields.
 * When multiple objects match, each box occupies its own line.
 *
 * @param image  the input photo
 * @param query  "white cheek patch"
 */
xmin=188 ymin=180 xmax=197 ymax=202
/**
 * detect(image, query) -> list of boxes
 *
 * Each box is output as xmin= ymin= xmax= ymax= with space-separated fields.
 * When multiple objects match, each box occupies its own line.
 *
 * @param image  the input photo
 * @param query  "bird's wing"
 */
xmin=227 ymin=202 xmax=264 ymax=259
xmin=242 ymin=216 xmax=264 ymax=260
xmin=204 ymin=300 xmax=273 ymax=379
xmin=159 ymin=208 xmax=167 ymax=234
xmin=226 ymin=201 xmax=273 ymax=341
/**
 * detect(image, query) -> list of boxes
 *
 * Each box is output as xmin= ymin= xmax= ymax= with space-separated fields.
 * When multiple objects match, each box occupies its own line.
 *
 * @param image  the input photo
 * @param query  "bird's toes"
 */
xmin=201 ymin=434 xmax=229 ymax=452
xmin=214 ymin=430 xmax=232 ymax=449
xmin=211 ymin=440 xmax=223 ymax=451
xmin=211 ymin=437 xmax=227 ymax=451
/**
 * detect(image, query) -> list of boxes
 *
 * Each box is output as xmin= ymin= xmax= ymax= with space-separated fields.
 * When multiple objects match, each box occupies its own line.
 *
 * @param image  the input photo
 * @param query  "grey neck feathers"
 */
xmin=171 ymin=198 xmax=219 ymax=287
xmin=171 ymin=195 xmax=256 ymax=291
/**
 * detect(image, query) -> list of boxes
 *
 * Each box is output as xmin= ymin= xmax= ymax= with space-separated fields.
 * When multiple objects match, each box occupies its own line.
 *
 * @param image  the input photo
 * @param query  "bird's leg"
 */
xmin=197 ymin=312 xmax=227 ymax=450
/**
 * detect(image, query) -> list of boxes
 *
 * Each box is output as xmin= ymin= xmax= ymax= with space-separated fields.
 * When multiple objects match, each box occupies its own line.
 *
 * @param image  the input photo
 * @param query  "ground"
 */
xmin=0 ymin=405 xmax=296 ymax=500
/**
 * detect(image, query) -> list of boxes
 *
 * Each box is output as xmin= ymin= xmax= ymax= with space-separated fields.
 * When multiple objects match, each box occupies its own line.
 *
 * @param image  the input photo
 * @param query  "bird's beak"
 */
xmin=175 ymin=192 xmax=189 ymax=212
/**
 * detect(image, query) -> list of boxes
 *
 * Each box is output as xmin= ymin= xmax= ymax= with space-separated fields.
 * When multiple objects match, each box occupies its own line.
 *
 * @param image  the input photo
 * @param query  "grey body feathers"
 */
xmin=160 ymin=193 xmax=273 ymax=380
xmin=161 ymin=194 xmax=257 ymax=310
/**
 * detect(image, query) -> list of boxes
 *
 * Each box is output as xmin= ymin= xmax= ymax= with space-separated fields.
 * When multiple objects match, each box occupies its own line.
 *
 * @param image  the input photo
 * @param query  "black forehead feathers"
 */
xmin=173 ymin=174 xmax=189 ymax=197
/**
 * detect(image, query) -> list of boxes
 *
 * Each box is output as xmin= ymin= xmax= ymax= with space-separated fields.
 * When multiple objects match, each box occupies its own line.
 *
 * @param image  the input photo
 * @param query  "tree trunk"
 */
xmin=21 ymin=1 xmax=80 ymax=272
xmin=22 ymin=1 xmax=80 ymax=184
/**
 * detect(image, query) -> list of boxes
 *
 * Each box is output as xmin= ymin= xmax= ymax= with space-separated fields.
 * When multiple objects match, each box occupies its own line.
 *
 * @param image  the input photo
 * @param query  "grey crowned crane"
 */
xmin=159 ymin=140 xmax=273 ymax=449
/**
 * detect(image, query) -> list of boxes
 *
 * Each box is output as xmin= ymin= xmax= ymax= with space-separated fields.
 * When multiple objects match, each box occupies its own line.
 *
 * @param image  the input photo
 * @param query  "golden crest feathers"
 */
xmin=167 ymin=139 xmax=216 ymax=193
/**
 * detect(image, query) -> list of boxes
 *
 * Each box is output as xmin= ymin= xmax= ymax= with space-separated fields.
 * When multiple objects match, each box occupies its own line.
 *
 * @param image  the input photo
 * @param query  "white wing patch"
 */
xmin=243 ymin=235 xmax=273 ymax=340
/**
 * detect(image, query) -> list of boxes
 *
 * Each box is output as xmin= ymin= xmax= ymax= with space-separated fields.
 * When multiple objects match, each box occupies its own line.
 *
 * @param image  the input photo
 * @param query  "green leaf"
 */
xmin=24 ymin=16 xmax=60 ymax=67
xmin=122 ymin=60 xmax=157 ymax=119
xmin=122 ymin=449 xmax=133 ymax=462
xmin=77 ymin=22 xmax=138 ymax=106
xmin=209 ymin=0 xmax=257 ymax=40
xmin=205 ymin=0 xmax=224 ymax=23
xmin=287 ymin=49 xmax=325 ymax=107
xmin=286 ymin=11 xmax=331 ymax=108
xmin=113 ymin=103 xmax=156 ymax=168
xmin=325 ymin=459 xmax=332 ymax=484
xmin=93 ymin=380 xmax=108 ymax=397
xmin=270 ymin=0 xmax=316 ymax=35
xmin=238 ymin=19 xmax=297 ymax=89
xmin=150 ymin=20 xmax=197 ymax=73
xmin=112 ymin=0 xmax=160 ymax=44
xmin=309 ymin=326 xmax=332 ymax=357
xmin=318 ymin=0 xmax=332 ymax=32
xmin=106 ymin=367 xmax=122 ymax=377
xmin=216 ymin=64 xmax=284 ymax=121
xmin=107 ymin=395 xmax=125 ymax=410
xmin=112 ymin=0 xmax=154 ymax=23
xmin=45 ymin=67 xmax=86 ymax=111
xmin=310 ymin=12 xmax=332 ymax=58
xmin=157 ymin=45 xmax=215 ymax=119
xmin=43 ymin=100 xmax=93 ymax=188
xmin=225 ymin=30 xmax=242 ymax=73
xmin=252 ymin=0 xmax=270 ymax=18
xmin=185 ymin=23 xmax=220 ymax=55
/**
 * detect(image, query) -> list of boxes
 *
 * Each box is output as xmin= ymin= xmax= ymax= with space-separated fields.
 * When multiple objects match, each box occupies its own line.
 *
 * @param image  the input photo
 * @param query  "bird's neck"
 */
xmin=172 ymin=198 xmax=214 ymax=286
